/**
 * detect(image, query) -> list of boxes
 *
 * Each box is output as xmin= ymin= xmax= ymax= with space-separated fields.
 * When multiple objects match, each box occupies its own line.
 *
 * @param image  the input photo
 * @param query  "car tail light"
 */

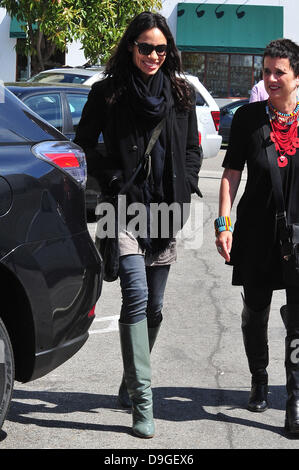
xmin=211 ymin=110 xmax=220 ymax=132
xmin=198 ymin=131 xmax=202 ymax=145
xmin=88 ymin=305 xmax=96 ymax=318
xmin=32 ymin=141 xmax=87 ymax=187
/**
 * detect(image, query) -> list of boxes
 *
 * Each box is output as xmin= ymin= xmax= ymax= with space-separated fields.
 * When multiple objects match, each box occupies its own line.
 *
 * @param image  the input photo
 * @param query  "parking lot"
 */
xmin=0 ymin=151 xmax=298 ymax=450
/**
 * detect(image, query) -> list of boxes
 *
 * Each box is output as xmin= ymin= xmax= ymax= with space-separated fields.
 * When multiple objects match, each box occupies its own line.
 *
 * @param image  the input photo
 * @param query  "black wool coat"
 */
xmin=222 ymin=100 xmax=299 ymax=288
xmin=74 ymin=78 xmax=203 ymax=211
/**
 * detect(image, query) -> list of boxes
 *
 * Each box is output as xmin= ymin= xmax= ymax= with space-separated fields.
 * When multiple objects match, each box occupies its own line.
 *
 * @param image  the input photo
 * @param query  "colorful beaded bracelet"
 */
xmin=214 ymin=216 xmax=233 ymax=236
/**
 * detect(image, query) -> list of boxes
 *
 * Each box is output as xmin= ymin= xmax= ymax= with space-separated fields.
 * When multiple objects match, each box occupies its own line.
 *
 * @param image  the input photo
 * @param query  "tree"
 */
xmin=0 ymin=0 xmax=162 ymax=74
xmin=76 ymin=0 xmax=163 ymax=64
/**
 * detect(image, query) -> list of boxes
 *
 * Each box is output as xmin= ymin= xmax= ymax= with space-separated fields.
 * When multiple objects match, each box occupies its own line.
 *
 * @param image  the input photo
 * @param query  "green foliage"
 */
xmin=0 ymin=0 xmax=162 ymax=68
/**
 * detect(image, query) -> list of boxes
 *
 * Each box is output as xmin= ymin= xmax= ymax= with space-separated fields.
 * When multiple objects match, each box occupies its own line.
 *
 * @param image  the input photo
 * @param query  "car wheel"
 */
xmin=0 ymin=318 xmax=14 ymax=430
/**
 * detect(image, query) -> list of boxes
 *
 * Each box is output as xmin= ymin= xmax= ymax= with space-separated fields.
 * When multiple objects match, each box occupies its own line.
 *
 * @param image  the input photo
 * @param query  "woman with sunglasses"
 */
xmin=75 ymin=11 xmax=202 ymax=438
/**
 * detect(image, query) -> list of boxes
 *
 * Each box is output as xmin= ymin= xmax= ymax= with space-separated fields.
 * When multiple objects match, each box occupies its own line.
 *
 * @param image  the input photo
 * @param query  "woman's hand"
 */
xmin=215 ymin=231 xmax=232 ymax=262
xmin=215 ymin=168 xmax=241 ymax=262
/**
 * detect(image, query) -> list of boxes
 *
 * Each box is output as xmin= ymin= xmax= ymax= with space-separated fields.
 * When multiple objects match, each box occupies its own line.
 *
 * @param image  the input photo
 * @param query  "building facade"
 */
xmin=1 ymin=0 xmax=298 ymax=97
xmin=160 ymin=0 xmax=299 ymax=98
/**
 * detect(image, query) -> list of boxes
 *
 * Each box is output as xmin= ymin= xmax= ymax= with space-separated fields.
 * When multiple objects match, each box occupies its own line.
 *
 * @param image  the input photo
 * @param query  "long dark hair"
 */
xmin=105 ymin=11 xmax=193 ymax=110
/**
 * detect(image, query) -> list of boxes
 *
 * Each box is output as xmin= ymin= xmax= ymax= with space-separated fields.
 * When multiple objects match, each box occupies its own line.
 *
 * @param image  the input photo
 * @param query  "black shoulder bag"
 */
xmin=95 ymin=118 xmax=165 ymax=282
xmin=263 ymin=124 xmax=299 ymax=286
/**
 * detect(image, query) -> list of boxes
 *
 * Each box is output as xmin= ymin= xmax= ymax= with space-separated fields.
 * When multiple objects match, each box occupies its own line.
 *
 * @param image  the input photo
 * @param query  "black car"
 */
xmin=0 ymin=86 xmax=102 ymax=430
xmin=6 ymin=83 xmax=104 ymax=214
xmin=219 ymin=99 xmax=249 ymax=144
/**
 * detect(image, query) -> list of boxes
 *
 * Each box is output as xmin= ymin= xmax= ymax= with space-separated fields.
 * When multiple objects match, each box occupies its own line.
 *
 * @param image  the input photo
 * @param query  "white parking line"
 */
xmin=89 ymin=315 xmax=119 ymax=334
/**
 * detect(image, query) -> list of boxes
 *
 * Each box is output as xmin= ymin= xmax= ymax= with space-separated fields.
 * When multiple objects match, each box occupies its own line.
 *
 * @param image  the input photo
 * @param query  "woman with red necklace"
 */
xmin=215 ymin=38 xmax=299 ymax=435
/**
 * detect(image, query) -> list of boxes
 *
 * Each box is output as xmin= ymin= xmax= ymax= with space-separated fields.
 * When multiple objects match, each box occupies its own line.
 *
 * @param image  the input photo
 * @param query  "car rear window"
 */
xmin=23 ymin=93 xmax=63 ymax=131
xmin=66 ymin=93 xmax=88 ymax=130
xmin=0 ymin=87 xmax=64 ymax=143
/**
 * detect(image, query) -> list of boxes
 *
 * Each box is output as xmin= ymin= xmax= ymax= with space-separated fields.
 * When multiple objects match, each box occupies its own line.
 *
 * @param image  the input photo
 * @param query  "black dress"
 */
xmin=222 ymin=100 xmax=299 ymax=289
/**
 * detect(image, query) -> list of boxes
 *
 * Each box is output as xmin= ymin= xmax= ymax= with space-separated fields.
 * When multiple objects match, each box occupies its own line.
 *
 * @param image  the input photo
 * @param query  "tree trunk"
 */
xmin=36 ymin=30 xmax=44 ymax=71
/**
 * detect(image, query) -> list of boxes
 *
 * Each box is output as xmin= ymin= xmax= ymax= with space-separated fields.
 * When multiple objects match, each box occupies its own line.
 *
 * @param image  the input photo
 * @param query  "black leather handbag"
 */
xmin=263 ymin=124 xmax=299 ymax=286
xmin=95 ymin=119 xmax=165 ymax=282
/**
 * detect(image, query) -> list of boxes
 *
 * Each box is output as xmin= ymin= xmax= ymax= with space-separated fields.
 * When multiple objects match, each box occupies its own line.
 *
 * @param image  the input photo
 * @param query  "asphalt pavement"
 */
xmin=0 ymin=149 xmax=298 ymax=452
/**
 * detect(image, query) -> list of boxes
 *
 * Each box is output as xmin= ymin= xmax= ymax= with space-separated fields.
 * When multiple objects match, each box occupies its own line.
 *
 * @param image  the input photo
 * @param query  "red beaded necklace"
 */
xmin=268 ymin=100 xmax=299 ymax=167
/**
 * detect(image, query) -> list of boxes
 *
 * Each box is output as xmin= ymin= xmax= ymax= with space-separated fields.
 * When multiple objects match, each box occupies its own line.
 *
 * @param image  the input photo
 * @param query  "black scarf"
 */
xmin=127 ymin=67 xmax=171 ymax=123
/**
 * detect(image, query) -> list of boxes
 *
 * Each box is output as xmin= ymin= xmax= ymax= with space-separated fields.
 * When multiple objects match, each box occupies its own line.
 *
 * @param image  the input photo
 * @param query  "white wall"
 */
xmin=0 ymin=8 xmax=17 ymax=82
xmin=65 ymin=40 xmax=87 ymax=67
xmin=282 ymin=0 xmax=299 ymax=42
xmin=160 ymin=0 xmax=299 ymax=44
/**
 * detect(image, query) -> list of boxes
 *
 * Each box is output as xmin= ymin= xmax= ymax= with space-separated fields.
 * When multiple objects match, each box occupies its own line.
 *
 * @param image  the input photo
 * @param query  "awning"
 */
xmin=176 ymin=3 xmax=283 ymax=54
xmin=9 ymin=16 xmax=37 ymax=38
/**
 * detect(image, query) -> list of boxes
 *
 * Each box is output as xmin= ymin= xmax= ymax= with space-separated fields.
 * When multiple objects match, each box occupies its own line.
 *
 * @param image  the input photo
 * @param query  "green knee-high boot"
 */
xmin=241 ymin=297 xmax=270 ymax=412
xmin=118 ymin=322 xmax=161 ymax=408
xmin=280 ymin=304 xmax=299 ymax=434
xmin=119 ymin=318 xmax=155 ymax=438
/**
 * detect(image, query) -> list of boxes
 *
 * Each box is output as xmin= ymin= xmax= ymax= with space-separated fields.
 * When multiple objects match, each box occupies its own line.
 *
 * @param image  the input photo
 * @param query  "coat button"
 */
xmin=132 ymin=145 xmax=138 ymax=151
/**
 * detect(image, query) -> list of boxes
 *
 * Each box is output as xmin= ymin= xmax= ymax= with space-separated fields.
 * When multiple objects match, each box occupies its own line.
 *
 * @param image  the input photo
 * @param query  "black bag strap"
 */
xmin=262 ymin=124 xmax=290 ymax=244
xmin=118 ymin=118 xmax=165 ymax=195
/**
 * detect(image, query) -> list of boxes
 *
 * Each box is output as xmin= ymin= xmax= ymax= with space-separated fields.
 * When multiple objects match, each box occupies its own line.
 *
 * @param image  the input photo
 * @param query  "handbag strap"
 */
xmin=262 ymin=124 xmax=290 ymax=244
xmin=118 ymin=118 xmax=165 ymax=195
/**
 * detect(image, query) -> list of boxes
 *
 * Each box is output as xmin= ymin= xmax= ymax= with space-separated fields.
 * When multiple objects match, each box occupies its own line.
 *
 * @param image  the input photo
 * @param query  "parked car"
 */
xmin=219 ymin=99 xmax=249 ymax=144
xmin=185 ymin=74 xmax=222 ymax=159
xmin=27 ymin=67 xmax=105 ymax=87
xmin=6 ymin=82 xmax=93 ymax=140
xmin=0 ymin=86 xmax=102 ymax=430
xmin=6 ymin=82 xmax=103 ymax=214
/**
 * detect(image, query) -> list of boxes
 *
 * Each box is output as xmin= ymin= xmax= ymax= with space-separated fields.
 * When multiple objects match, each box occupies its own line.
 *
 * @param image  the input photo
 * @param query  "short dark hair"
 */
xmin=105 ymin=11 xmax=193 ymax=110
xmin=263 ymin=38 xmax=299 ymax=76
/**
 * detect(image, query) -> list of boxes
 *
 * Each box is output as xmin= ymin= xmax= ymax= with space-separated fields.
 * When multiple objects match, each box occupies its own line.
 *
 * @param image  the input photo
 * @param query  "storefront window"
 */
xmin=230 ymin=55 xmax=252 ymax=97
xmin=181 ymin=52 xmax=263 ymax=98
xmin=181 ymin=52 xmax=205 ymax=83
xmin=254 ymin=56 xmax=264 ymax=84
xmin=206 ymin=54 xmax=228 ymax=98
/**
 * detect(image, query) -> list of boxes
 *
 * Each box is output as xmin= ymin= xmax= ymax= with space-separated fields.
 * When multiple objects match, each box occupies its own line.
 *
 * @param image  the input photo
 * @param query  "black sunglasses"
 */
xmin=134 ymin=41 xmax=167 ymax=56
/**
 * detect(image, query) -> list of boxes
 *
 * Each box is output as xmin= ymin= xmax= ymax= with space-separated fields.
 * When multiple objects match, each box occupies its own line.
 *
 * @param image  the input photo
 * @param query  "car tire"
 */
xmin=0 ymin=318 xmax=14 ymax=430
